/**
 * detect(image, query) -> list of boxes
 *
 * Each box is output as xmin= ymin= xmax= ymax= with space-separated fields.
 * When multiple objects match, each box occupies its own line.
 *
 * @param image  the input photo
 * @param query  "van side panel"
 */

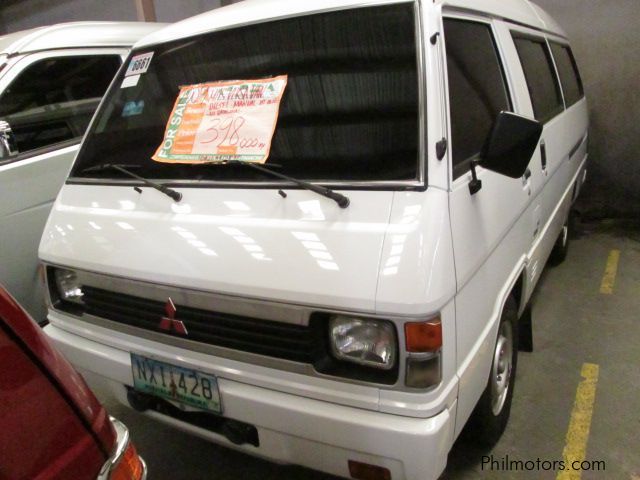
xmin=502 ymin=23 xmax=589 ymax=297
xmin=525 ymin=100 xmax=588 ymax=296
xmin=441 ymin=13 xmax=539 ymax=436
xmin=449 ymin=174 xmax=533 ymax=437
xmin=491 ymin=21 xmax=549 ymax=309
xmin=444 ymin=12 xmax=588 ymax=437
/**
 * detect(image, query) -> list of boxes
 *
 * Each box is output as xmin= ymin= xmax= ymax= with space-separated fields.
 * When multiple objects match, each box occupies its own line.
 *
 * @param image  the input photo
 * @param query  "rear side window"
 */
xmin=444 ymin=19 xmax=511 ymax=179
xmin=0 ymin=55 xmax=121 ymax=155
xmin=550 ymin=43 xmax=584 ymax=107
xmin=512 ymin=35 xmax=564 ymax=122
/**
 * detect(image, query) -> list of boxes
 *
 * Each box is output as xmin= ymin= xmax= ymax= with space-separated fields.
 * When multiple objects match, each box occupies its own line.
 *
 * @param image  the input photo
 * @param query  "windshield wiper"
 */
xmin=222 ymin=161 xmax=350 ymax=208
xmin=80 ymin=164 xmax=182 ymax=202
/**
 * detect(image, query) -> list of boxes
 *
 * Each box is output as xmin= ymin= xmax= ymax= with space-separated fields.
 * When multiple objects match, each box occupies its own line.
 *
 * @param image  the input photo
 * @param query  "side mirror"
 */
xmin=0 ymin=120 xmax=19 ymax=160
xmin=468 ymin=111 xmax=542 ymax=194
xmin=481 ymin=111 xmax=542 ymax=178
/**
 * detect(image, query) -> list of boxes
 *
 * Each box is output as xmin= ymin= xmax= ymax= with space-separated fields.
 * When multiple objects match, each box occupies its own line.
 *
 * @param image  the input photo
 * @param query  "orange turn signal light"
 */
xmin=405 ymin=318 xmax=442 ymax=353
xmin=348 ymin=460 xmax=391 ymax=480
xmin=110 ymin=442 xmax=145 ymax=480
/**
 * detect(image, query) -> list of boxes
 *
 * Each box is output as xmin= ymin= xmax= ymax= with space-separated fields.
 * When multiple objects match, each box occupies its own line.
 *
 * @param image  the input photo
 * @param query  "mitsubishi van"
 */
xmin=39 ymin=1 xmax=588 ymax=479
xmin=0 ymin=22 xmax=164 ymax=321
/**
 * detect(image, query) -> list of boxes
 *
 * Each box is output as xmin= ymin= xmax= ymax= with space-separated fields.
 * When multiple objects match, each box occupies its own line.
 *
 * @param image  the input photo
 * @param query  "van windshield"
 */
xmin=70 ymin=3 xmax=422 ymax=185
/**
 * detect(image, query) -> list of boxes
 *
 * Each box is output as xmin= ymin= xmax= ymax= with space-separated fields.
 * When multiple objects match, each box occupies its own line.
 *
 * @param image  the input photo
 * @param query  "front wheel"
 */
xmin=468 ymin=296 xmax=519 ymax=447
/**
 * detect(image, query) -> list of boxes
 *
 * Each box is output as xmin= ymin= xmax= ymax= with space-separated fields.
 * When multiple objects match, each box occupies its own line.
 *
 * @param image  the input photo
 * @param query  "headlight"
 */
xmin=54 ymin=268 xmax=84 ymax=304
xmin=329 ymin=315 xmax=396 ymax=370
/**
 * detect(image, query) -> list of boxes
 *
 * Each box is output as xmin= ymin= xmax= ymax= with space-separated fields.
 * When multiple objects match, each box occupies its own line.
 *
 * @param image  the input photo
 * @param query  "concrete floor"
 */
xmin=97 ymin=221 xmax=640 ymax=479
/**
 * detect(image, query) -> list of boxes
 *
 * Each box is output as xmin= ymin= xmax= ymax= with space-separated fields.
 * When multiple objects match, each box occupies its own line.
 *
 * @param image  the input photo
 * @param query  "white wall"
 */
xmin=0 ymin=0 xmax=224 ymax=33
xmin=0 ymin=0 xmax=138 ymax=33
xmin=154 ymin=0 xmax=222 ymax=22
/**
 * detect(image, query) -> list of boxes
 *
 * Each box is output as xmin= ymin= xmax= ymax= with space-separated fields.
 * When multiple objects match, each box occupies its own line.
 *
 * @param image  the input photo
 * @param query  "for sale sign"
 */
xmin=152 ymin=75 xmax=288 ymax=164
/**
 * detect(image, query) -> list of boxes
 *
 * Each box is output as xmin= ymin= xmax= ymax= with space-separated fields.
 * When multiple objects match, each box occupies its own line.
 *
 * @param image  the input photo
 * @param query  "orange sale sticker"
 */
xmin=152 ymin=75 xmax=288 ymax=164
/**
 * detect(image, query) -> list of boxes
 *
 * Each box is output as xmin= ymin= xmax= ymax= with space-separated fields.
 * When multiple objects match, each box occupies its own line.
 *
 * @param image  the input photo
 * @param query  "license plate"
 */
xmin=130 ymin=354 xmax=222 ymax=414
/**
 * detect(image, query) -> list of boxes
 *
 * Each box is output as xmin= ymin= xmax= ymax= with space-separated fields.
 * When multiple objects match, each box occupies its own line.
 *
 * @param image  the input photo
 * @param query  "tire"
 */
xmin=549 ymin=213 xmax=571 ymax=265
xmin=468 ymin=296 xmax=519 ymax=447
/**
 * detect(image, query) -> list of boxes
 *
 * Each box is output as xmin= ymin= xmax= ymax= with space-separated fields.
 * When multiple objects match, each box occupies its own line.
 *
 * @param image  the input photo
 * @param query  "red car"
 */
xmin=0 ymin=286 xmax=146 ymax=480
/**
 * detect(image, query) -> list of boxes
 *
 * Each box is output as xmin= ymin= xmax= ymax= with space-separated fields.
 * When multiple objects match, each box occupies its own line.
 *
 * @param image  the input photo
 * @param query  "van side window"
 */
xmin=444 ymin=19 xmax=511 ymax=180
xmin=549 ymin=43 xmax=584 ymax=107
xmin=512 ymin=35 xmax=564 ymax=122
xmin=0 ymin=55 xmax=121 ymax=155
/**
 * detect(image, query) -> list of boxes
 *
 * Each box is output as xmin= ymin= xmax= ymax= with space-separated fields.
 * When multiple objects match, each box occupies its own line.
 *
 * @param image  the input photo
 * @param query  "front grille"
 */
xmin=47 ymin=264 xmax=399 ymax=385
xmin=81 ymin=286 xmax=315 ymax=363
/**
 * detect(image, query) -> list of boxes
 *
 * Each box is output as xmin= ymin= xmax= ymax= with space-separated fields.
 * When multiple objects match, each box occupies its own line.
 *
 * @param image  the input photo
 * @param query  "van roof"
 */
xmin=0 ymin=22 xmax=166 ymax=56
xmin=134 ymin=0 xmax=565 ymax=50
xmin=439 ymin=0 xmax=565 ymax=37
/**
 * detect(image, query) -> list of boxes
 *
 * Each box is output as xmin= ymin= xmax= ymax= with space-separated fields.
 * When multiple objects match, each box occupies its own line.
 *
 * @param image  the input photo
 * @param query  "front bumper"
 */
xmin=45 ymin=323 xmax=456 ymax=480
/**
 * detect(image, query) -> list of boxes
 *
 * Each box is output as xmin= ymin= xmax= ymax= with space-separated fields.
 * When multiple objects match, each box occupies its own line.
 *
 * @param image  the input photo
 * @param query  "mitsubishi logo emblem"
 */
xmin=158 ymin=298 xmax=188 ymax=335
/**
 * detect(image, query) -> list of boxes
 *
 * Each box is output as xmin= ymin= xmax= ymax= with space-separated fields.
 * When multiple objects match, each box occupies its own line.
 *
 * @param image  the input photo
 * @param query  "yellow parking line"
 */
xmin=600 ymin=249 xmax=620 ymax=294
xmin=557 ymin=363 xmax=600 ymax=480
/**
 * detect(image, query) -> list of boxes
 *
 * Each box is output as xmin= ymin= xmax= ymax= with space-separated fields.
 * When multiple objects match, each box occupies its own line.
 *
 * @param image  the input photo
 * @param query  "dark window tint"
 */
xmin=72 ymin=4 xmax=420 ymax=184
xmin=444 ymin=19 xmax=511 ymax=179
xmin=512 ymin=36 xmax=564 ymax=122
xmin=550 ymin=43 xmax=583 ymax=107
xmin=0 ymin=55 xmax=121 ymax=154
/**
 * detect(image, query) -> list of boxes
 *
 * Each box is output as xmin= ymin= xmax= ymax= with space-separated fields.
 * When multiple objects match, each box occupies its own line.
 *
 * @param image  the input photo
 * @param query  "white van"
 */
xmin=39 ymin=1 xmax=588 ymax=479
xmin=0 ymin=22 xmax=164 ymax=321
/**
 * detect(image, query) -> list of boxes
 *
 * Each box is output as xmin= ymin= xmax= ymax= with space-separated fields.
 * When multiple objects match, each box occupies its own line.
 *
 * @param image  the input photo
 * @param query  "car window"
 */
xmin=444 ymin=19 xmax=511 ymax=180
xmin=71 ymin=4 xmax=421 ymax=185
xmin=549 ymin=43 xmax=584 ymax=107
xmin=0 ymin=55 xmax=121 ymax=155
xmin=512 ymin=35 xmax=564 ymax=122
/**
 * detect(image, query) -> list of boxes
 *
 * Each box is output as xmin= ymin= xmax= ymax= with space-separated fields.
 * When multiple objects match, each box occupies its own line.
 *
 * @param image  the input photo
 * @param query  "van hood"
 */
xmin=40 ymin=185 xmax=453 ymax=314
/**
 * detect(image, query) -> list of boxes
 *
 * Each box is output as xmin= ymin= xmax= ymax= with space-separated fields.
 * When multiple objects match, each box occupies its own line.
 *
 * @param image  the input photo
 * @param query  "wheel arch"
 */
xmin=511 ymin=267 xmax=533 ymax=352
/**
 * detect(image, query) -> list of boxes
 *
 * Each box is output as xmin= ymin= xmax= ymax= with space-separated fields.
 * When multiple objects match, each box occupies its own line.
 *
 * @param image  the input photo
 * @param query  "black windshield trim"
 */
xmin=65 ymin=177 xmax=427 ymax=192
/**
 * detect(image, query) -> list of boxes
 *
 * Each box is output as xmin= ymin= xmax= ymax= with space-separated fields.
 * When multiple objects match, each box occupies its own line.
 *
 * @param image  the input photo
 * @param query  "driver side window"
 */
xmin=444 ymin=18 xmax=512 ymax=180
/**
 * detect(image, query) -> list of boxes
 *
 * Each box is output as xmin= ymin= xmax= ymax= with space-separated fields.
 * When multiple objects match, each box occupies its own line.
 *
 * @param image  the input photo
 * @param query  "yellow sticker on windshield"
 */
xmin=152 ymin=75 xmax=287 ymax=164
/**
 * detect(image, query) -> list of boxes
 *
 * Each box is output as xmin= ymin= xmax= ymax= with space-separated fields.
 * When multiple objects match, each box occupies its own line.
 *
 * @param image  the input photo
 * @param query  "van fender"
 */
xmin=453 ymin=256 xmax=529 ymax=439
xmin=518 ymin=301 xmax=533 ymax=352
xmin=511 ymin=267 xmax=533 ymax=353
xmin=495 ymin=258 xmax=530 ymax=352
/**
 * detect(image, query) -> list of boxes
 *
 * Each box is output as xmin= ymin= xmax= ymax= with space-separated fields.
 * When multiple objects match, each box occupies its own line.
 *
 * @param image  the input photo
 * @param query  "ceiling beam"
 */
xmin=134 ymin=0 xmax=156 ymax=22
